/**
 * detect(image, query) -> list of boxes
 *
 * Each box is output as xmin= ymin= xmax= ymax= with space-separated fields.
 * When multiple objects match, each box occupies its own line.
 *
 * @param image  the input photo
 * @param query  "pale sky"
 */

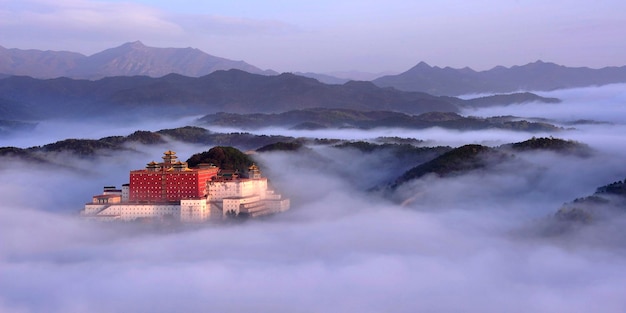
xmin=1 ymin=0 xmax=625 ymax=73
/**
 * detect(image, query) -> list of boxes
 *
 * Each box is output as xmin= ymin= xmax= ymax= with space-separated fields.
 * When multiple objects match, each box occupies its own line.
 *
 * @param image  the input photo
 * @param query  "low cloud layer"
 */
xmin=1 ymin=84 xmax=626 ymax=312
xmin=0 ymin=115 xmax=204 ymax=149
xmin=462 ymin=83 xmax=626 ymax=124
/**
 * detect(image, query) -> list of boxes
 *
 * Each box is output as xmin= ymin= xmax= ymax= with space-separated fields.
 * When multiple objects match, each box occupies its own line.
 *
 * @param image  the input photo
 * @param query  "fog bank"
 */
xmin=2 ymin=85 xmax=626 ymax=312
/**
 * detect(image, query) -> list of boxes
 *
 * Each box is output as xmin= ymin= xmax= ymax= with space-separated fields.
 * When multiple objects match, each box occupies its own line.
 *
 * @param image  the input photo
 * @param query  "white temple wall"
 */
xmin=97 ymin=204 xmax=180 ymax=221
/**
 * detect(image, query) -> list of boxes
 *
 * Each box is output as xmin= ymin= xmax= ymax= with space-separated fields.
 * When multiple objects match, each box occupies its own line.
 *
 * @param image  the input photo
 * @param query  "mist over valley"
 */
xmin=4 ymin=0 xmax=626 ymax=310
xmin=1 ymin=78 xmax=626 ymax=312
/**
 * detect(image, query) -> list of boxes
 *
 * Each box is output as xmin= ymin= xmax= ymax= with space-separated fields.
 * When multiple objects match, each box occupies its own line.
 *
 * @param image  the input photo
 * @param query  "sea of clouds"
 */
xmin=1 ymin=84 xmax=626 ymax=312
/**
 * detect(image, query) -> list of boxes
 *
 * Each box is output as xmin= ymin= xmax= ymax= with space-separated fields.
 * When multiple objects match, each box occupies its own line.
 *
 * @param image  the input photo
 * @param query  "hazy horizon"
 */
xmin=2 ymin=0 xmax=625 ymax=73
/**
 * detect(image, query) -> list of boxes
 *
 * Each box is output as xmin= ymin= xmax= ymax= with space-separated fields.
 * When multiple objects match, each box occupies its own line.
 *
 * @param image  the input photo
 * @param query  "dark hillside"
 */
xmin=392 ymin=145 xmax=512 ymax=188
xmin=198 ymin=108 xmax=561 ymax=132
xmin=0 ymin=126 xmax=297 ymax=161
xmin=0 ymin=70 xmax=558 ymax=121
xmin=503 ymin=137 xmax=592 ymax=156
xmin=186 ymin=146 xmax=254 ymax=172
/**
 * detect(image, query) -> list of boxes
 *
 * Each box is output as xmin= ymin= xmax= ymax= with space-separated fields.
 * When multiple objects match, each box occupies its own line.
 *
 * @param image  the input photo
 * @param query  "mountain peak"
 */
xmin=118 ymin=41 xmax=147 ymax=51
xmin=525 ymin=60 xmax=559 ymax=67
xmin=38 ymin=42 xmax=270 ymax=78
xmin=412 ymin=61 xmax=432 ymax=69
xmin=127 ymin=40 xmax=145 ymax=47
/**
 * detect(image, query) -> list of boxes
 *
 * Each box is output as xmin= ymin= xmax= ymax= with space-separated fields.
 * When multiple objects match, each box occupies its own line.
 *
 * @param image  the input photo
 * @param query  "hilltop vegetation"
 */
xmin=391 ymin=144 xmax=512 ymax=188
xmin=186 ymin=146 xmax=254 ymax=172
xmin=0 ymin=146 xmax=50 ymax=164
xmin=334 ymin=141 xmax=450 ymax=160
xmin=198 ymin=108 xmax=561 ymax=132
xmin=256 ymin=141 xmax=306 ymax=152
xmin=387 ymin=137 xmax=593 ymax=190
xmin=544 ymin=177 xmax=626 ymax=232
xmin=503 ymin=136 xmax=592 ymax=156
xmin=596 ymin=179 xmax=626 ymax=196
xmin=2 ymin=131 xmax=595 ymax=192
xmin=156 ymin=126 xmax=216 ymax=143
xmin=2 ymin=128 xmax=605 ymax=215
xmin=0 ymin=126 xmax=296 ymax=160
xmin=459 ymin=92 xmax=561 ymax=107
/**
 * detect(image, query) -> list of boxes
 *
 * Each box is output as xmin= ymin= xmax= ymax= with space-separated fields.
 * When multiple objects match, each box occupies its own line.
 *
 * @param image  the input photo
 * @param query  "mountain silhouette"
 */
xmin=373 ymin=60 xmax=626 ymax=95
xmin=0 ymin=41 xmax=274 ymax=79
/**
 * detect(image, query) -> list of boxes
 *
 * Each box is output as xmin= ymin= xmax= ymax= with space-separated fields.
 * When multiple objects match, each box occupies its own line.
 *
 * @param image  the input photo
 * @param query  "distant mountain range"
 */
xmin=3 ymin=42 xmax=626 ymax=95
xmin=0 ymin=70 xmax=558 ymax=122
xmin=295 ymin=70 xmax=397 ymax=85
xmin=0 ymin=41 xmax=275 ymax=79
xmin=373 ymin=61 xmax=626 ymax=95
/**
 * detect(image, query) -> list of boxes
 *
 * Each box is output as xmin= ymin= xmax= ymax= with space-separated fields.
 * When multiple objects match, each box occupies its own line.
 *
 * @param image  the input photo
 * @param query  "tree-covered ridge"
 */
xmin=596 ymin=179 xmax=626 ymax=196
xmin=386 ymin=136 xmax=596 ymax=189
xmin=460 ymin=92 xmax=561 ymax=107
xmin=199 ymin=108 xmax=396 ymax=129
xmin=504 ymin=137 xmax=592 ymax=156
xmin=38 ymin=138 xmax=124 ymax=156
xmin=198 ymin=108 xmax=561 ymax=132
xmin=0 ymin=146 xmax=50 ymax=164
xmin=156 ymin=126 xmax=215 ymax=143
xmin=35 ymin=130 xmax=166 ymax=156
xmin=393 ymin=145 xmax=499 ymax=184
xmin=334 ymin=141 xmax=394 ymax=153
xmin=391 ymin=144 xmax=513 ymax=188
xmin=0 ymin=126 xmax=297 ymax=159
xmin=186 ymin=146 xmax=254 ymax=173
xmin=553 ymin=177 xmax=626 ymax=225
xmin=333 ymin=141 xmax=451 ymax=160
xmin=256 ymin=141 xmax=305 ymax=152
xmin=373 ymin=137 xmax=424 ymax=145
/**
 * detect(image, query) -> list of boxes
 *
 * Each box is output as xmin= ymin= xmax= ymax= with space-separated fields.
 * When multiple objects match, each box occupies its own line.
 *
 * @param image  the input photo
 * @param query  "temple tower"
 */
xmin=249 ymin=164 xmax=262 ymax=179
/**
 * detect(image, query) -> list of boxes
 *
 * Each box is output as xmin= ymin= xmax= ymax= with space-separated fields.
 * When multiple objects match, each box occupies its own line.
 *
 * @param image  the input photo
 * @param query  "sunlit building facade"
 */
xmin=81 ymin=150 xmax=290 ymax=222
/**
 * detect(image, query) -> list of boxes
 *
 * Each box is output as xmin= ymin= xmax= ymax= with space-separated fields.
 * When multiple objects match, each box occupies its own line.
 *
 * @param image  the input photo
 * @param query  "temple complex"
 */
xmin=80 ymin=150 xmax=290 ymax=222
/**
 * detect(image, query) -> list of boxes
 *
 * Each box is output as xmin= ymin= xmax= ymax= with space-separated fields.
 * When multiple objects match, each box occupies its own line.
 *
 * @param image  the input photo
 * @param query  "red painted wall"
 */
xmin=129 ymin=168 xmax=219 ymax=203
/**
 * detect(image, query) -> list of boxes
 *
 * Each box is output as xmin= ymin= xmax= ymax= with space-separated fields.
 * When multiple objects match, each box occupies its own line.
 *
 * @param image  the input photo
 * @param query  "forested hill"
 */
xmin=0 ymin=70 xmax=558 ymax=121
xmin=198 ymin=109 xmax=561 ymax=132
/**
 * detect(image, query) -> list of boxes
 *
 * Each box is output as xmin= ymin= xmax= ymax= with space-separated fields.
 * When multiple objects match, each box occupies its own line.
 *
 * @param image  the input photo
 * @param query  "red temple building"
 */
xmin=81 ymin=150 xmax=290 ymax=222
xmin=129 ymin=150 xmax=219 ymax=203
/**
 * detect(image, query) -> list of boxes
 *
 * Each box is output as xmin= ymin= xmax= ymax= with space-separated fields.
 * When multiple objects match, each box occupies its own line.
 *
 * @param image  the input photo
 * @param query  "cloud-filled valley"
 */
xmin=1 ymin=84 xmax=626 ymax=312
